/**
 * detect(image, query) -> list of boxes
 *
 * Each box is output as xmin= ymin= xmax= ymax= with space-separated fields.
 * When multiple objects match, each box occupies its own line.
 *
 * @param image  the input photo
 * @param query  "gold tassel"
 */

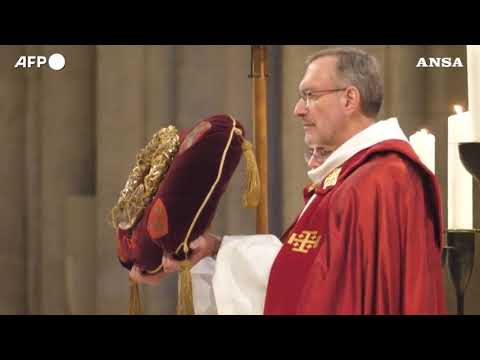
xmin=241 ymin=139 xmax=260 ymax=208
xmin=128 ymin=278 xmax=142 ymax=315
xmin=176 ymin=260 xmax=195 ymax=315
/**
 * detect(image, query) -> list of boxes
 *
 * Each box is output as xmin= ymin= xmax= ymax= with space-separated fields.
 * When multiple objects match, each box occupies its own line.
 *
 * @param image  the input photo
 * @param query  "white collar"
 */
xmin=307 ymin=117 xmax=409 ymax=185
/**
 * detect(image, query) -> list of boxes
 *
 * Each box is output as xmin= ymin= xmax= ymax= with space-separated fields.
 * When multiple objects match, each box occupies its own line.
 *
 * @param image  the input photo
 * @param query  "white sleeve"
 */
xmin=190 ymin=256 xmax=218 ymax=315
xmin=212 ymin=234 xmax=282 ymax=315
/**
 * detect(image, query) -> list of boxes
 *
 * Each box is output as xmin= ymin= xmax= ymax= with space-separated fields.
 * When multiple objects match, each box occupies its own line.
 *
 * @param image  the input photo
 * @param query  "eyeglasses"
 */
xmin=304 ymin=146 xmax=333 ymax=165
xmin=298 ymin=88 xmax=347 ymax=108
xmin=304 ymin=147 xmax=323 ymax=164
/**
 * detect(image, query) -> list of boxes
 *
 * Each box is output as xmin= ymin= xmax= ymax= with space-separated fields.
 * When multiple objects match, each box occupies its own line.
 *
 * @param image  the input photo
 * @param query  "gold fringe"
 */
xmin=128 ymin=278 xmax=142 ymax=315
xmin=241 ymin=139 xmax=260 ymax=208
xmin=176 ymin=260 xmax=194 ymax=315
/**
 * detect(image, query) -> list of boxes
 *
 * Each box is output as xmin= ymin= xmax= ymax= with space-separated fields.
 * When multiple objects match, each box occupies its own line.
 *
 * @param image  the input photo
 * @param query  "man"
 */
xmin=130 ymin=47 xmax=446 ymax=315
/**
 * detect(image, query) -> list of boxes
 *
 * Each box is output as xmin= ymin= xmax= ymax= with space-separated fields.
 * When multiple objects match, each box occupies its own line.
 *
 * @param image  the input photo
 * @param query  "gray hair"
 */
xmin=306 ymin=47 xmax=384 ymax=118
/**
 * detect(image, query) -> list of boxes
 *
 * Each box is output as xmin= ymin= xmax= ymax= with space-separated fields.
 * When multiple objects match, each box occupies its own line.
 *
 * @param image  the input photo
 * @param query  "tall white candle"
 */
xmin=409 ymin=129 xmax=435 ymax=173
xmin=448 ymin=108 xmax=473 ymax=229
xmin=467 ymin=45 xmax=480 ymax=142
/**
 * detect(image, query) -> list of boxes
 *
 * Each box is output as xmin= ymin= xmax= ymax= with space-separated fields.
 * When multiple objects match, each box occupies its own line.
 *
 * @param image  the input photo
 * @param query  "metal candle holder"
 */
xmin=445 ymin=230 xmax=478 ymax=315
xmin=444 ymin=142 xmax=480 ymax=315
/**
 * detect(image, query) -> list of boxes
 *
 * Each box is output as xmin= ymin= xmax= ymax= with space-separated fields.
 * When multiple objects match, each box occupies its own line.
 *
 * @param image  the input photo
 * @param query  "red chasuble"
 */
xmin=264 ymin=140 xmax=446 ymax=315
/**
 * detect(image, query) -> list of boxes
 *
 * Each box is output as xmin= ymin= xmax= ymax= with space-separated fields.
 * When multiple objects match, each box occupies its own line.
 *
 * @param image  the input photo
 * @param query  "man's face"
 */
xmin=294 ymin=56 xmax=348 ymax=153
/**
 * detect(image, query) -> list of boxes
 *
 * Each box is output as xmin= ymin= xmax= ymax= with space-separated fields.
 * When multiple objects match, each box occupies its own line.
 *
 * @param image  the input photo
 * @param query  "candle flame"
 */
xmin=454 ymin=105 xmax=463 ymax=114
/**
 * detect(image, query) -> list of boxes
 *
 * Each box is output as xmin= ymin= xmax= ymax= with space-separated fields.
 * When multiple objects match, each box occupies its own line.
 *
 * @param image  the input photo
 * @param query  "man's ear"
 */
xmin=344 ymin=86 xmax=360 ymax=113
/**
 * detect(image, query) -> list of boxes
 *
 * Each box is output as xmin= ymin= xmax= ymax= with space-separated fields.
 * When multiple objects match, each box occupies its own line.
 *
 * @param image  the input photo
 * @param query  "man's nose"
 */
xmin=294 ymin=98 xmax=307 ymax=117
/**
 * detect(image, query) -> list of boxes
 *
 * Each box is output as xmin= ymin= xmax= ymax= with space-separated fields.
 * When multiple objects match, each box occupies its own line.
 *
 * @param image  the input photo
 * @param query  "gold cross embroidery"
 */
xmin=287 ymin=230 xmax=321 ymax=254
xmin=323 ymin=167 xmax=342 ymax=189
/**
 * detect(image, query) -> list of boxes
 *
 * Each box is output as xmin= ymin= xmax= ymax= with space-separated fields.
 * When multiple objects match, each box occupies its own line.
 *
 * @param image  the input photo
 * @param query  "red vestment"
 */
xmin=264 ymin=140 xmax=446 ymax=315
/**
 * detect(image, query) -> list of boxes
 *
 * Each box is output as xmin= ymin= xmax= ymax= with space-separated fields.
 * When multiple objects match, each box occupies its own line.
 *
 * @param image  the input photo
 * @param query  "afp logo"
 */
xmin=416 ymin=57 xmax=464 ymax=68
xmin=14 ymin=53 xmax=66 ymax=71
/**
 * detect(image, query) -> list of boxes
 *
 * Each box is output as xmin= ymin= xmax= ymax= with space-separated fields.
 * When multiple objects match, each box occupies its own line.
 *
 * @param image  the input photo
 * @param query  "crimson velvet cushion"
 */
xmin=116 ymin=114 xmax=247 ymax=273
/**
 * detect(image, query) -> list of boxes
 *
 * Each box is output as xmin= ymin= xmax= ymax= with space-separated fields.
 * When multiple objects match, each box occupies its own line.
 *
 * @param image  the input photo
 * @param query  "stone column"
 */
xmin=176 ymin=46 xmax=229 ymax=235
xmin=175 ymin=46 xmax=228 ymax=127
xmin=96 ymin=45 xmax=146 ymax=314
xmin=222 ymin=45 xmax=255 ymax=236
xmin=267 ymin=45 xmax=283 ymax=238
xmin=39 ymin=45 xmax=95 ymax=314
xmin=0 ymin=46 xmax=26 ymax=314
xmin=384 ymin=45 xmax=426 ymax=136
xmin=24 ymin=45 xmax=43 ymax=314
xmin=65 ymin=196 xmax=96 ymax=314
xmin=145 ymin=46 xmax=176 ymax=136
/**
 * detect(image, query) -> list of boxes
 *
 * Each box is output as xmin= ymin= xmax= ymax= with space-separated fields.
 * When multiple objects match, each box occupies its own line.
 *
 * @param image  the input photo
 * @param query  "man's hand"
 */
xmin=186 ymin=232 xmax=222 ymax=265
xmin=128 ymin=252 xmax=183 ymax=285
xmin=162 ymin=233 xmax=222 ymax=272
xmin=128 ymin=264 xmax=169 ymax=285
xmin=128 ymin=233 xmax=222 ymax=285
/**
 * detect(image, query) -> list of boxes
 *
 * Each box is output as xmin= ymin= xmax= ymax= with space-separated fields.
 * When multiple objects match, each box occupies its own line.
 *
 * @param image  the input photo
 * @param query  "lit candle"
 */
xmin=467 ymin=45 xmax=480 ymax=142
xmin=409 ymin=128 xmax=435 ymax=173
xmin=448 ymin=106 xmax=473 ymax=229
